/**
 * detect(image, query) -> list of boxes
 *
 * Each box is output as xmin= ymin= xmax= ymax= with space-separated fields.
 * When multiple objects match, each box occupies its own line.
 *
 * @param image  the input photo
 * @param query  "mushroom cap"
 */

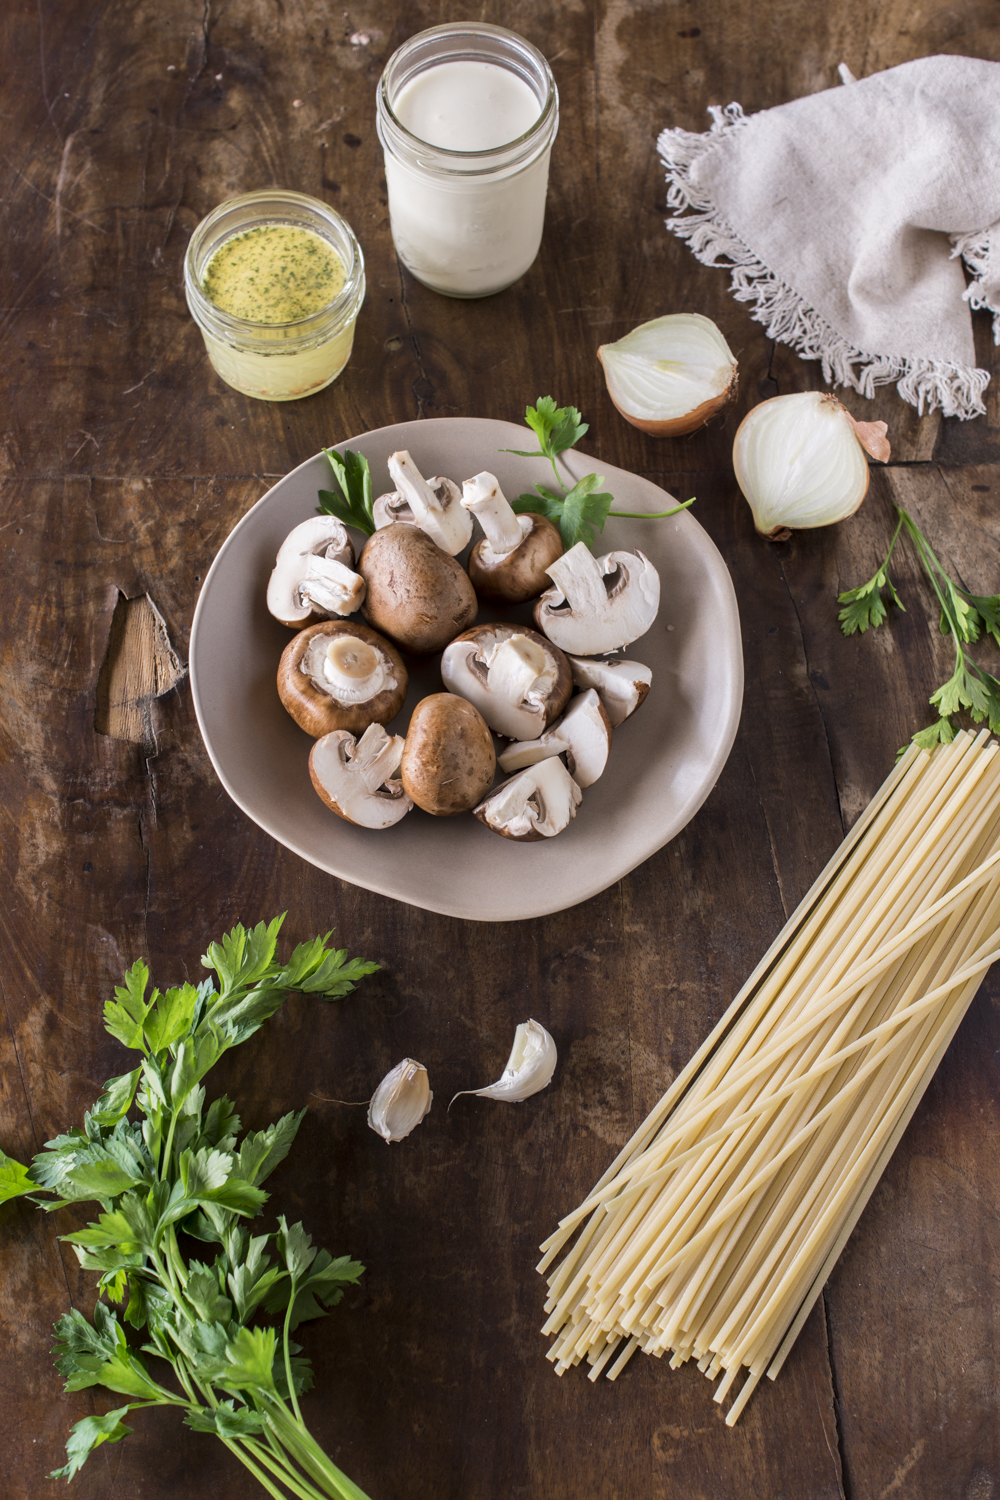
xmin=267 ymin=515 xmax=360 ymax=628
xmin=440 ymin=624 xmax=572 ymax=741
xmin=474 ymin=757 xmax=582 ymax=841
xmin=359 ymin=524 xmax=478 ymax=655
xmin=277 ymin=620 xmax=408 ymax=738
xmin=533 ymin=543 xmax=661 ymax=656
xmin=497 ymin=688 xmax=612 ymax=788
xmin=400 ymin=693 xmax=496 ymax=817
xmin=309 ymin=723 xmax=413 ymax=829
xmin=568 ymin=655 xmax=652 ymax=728
xmin=468 ymin=512 xmax=564 ymax=603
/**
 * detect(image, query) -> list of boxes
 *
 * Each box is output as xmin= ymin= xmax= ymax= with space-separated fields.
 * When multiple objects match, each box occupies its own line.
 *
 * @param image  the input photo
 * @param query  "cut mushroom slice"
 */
xmin=461 ymin=471 xmax=563 ymax=603
xmin=267 ymin=516 xmax=362 ymax=628
xmin=533 ymin=542 xmax=661 ymax=656
xmin=569 ymin=656 xmax=653 ymax=728
xmin=497 ymin=689 xmax=612 ymax=788
xmin=277 ymin=620 xmax=408 ymax=738
xmin=309 ymin=723 xmax=413 ymax=829
xmin=386 ymin=451 xmax=473 ymax=555
xmin=474 ymin=757 xmax=582 ymax=841
xmin=441 ymin=624 xmax=572 ymax=741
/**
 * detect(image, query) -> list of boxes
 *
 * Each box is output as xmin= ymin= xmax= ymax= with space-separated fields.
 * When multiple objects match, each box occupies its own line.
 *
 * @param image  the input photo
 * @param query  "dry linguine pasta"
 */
xmin=539 ymin=731 xmax=1000 ymax=1422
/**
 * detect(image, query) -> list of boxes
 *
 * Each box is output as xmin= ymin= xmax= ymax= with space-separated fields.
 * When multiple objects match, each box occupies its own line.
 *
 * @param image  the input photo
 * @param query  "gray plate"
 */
xmin=189 ymin=418 xmax=743 ymax=921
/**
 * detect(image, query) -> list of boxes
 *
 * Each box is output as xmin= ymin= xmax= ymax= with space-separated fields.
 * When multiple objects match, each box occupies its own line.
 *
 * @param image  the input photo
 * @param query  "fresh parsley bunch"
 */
xmin=504 ymin=397 xmax=694 ymax=551
xmin=838 ymin=506 xmax=1000 ymax=750
xmin=0 ymin=917 xmax=379 ymax=1500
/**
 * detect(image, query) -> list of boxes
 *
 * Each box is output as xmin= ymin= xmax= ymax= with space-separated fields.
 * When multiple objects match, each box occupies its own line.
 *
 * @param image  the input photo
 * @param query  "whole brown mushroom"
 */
xmin=359 ymin=523 xmax=478 ymax=655
xmin=400 ymin=694 xmax=496 ymax=816
xmin=277 ymin=620 xmax=408 ymax=739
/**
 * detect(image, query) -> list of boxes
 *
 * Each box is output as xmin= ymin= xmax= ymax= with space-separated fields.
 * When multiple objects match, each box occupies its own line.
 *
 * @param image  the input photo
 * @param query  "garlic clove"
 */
xmin=598 ymin=313 xmax=738 ymax=436
xmin=732 ymin=391 xmax=890 ymax=540
xmin=367 ymin=1059 xmax=433 ymax=1143
xmin=450 ymin=1019 xmax=558 ymax=1106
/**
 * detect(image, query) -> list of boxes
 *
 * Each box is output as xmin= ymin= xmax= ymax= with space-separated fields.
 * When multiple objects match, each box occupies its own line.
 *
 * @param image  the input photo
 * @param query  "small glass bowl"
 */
xmin=184 ymin=190 xmax=365 ymax=401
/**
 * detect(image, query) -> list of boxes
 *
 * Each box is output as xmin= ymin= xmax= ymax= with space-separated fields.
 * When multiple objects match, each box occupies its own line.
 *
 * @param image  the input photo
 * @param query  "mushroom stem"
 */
xmin=351 ymin=722 xmax=405 ymax=793
xmin=461 ymin=471 xmax=524 ymax=555
xmin=543 ymin=543 xmax=612 ymax=617
xmin=387 ymin=450 xmax=472 ymax=555
xmin=486 ymin=635 xmax=548 ymax=704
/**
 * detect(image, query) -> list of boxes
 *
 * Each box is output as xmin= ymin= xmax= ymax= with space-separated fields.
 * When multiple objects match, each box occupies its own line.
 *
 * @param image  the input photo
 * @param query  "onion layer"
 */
xmin=598 ymin=313 xmax=738 ymax=436
xmin=733 ymin=392 xmax=890 ymax=540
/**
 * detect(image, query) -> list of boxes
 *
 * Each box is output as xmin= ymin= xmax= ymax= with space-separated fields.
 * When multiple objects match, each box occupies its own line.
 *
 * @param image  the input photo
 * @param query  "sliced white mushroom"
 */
xmin=440 ymin=625 xmax=572 ymax=740
xmin=533 ymin=543 xmax=660 ymax=656
xmin=497 ymin=689 xmax=612 ymax=788
xmin=568 ymin=656 xmax=653 ymax=727
xmin=474 ymin=757 xmax=582 ymax=841
xmin=267 ymin=516 xmax=363 ymax=627
xmin=386 ymin=451 xmax=473 ymax=555
xmin=309 ymin=723 xmax=413 ymax=829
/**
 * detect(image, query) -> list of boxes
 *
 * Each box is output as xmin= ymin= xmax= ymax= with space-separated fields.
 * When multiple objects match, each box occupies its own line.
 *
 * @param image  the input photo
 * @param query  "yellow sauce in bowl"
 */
xmin=202 ymin=225 xmax=346 ymax=324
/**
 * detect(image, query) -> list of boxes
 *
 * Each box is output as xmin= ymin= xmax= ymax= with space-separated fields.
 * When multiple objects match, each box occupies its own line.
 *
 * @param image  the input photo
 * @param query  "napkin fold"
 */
xmin=658 ymin=56 xmax=1000 ymax=420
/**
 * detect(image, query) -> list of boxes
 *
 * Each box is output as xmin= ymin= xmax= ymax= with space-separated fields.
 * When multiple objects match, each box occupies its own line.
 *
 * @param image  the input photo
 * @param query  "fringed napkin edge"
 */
xmin=658 ymin=104 xmax=995 ymax=421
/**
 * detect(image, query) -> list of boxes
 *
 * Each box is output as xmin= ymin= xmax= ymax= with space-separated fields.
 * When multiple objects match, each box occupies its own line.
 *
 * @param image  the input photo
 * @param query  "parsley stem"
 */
xmin=608 ymin=498 xmax=696 ymax=519
xmin=283 ymin=1285 xmax=305 ymax=1425
xmin=220 ymin=1436 xmax=291 ymax=1500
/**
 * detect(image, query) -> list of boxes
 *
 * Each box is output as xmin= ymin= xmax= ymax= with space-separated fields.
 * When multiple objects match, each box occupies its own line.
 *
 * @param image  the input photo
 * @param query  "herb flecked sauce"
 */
xmin=202 ymin=225 xmax=346 ymax=323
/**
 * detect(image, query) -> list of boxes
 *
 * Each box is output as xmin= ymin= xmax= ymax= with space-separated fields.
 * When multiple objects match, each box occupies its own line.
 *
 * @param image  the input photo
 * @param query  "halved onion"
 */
xmin=598 ymin=313 xmax=738 ymax=436
xmin=733 ymin=392 xmax=891 ymax=540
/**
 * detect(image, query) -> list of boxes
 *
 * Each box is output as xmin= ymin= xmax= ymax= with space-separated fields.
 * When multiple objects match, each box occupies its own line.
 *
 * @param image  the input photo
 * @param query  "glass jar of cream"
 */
xmin=376 ymin=23 xmax=559 ymax=299
xmin=184 ymin=190 xmax=365 ymax=401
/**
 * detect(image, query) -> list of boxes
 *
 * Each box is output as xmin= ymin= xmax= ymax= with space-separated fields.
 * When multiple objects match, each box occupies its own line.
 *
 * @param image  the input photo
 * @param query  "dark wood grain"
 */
xmin=3 ymin=1 xmax=1000 ymax=1497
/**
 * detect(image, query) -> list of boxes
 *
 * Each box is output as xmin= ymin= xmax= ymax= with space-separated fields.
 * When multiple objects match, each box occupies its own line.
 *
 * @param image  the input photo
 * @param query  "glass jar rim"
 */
xmin=377 ymin=22 xmax=557 ymax=164
xmin=184 ymin=190 xmax=365 ymax=342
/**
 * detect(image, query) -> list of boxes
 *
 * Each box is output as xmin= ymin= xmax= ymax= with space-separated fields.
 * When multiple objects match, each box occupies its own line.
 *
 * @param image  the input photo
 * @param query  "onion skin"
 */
xmin=599 ymin=356 xmax=738 ymax=436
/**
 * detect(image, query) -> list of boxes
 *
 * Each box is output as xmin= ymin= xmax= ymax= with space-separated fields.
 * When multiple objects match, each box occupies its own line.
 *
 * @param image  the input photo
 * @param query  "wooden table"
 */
xmin=3 ymin=2 xmax=1000 ymax=1496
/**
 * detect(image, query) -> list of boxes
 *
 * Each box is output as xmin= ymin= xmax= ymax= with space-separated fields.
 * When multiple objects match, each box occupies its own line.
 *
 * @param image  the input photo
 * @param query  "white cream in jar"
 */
xmin=377 ymin=25 xmax=559 ymax=299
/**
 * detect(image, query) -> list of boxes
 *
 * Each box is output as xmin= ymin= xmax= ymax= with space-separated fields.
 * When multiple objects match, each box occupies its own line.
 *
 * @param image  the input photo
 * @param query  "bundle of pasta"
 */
xmin=539 ymin=730 xmax=1000 ymax=1423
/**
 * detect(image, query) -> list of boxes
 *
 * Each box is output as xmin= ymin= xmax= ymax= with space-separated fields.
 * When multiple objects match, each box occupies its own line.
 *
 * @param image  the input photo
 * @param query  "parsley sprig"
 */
xmin=504 ymin=397 xmax=695 ymax=551
xmin=318 ymin=447 xmax=375 ymax=536
xmin=838 ymin=506 xmax=1000 ymax=750
xmin=0 ymin=917 xmax=378 ymax=1499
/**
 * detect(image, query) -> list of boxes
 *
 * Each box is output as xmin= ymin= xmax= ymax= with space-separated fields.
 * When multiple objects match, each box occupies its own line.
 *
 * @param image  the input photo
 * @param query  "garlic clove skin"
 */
xmin=367 ymin=1059 xmax=433 ymax=1143
xmin=450 ymin=1019 xmax=558 ymax=1106
xmin=598 ymin=313 xmax=738 ymax=436
xmin=733 ymin=392 xmax=890 ymax=540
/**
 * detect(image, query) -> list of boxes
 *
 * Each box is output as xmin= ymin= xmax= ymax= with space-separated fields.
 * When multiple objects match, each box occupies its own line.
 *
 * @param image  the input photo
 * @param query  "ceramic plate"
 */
xmin=190 ymin=418 xmax=743 ymax=921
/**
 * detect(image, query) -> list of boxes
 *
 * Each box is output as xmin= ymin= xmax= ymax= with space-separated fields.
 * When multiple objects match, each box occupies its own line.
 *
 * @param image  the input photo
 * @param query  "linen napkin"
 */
xmin=658 ymin=55 xmax=1000 ymax=419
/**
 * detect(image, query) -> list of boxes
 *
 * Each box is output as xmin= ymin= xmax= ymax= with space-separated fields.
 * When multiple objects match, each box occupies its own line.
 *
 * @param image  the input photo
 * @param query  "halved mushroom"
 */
xmin=569 ymin=656 xmax=653 ymax=727
xmin=267 ymin=516 xmax=364 ymax=628
xmin=461 ymin=471 xmax=563 ymax=603
xmin=533 ymin=543 xmax=660 ymax=656
xmin=497 ymin=689 xmax=612 ymax=788
xmin=440 ymin=625 xmax=572 ymax=741
xmin=277 ymin=620 xmax=408 ymax=738
xmin=309 ymin=723 xmax=413 ymax=829
xmin=400 ymin=693 xmax=496 ymax=816
xmin=474 ymin=757 xmax=582 ymax=841
xmin=373 ymin=474 xmax=464 ymax=533
xmin=385 ymin=451 xmax=473 ymax=555
xmin=359 ymin=524 xmax=478 ymax=655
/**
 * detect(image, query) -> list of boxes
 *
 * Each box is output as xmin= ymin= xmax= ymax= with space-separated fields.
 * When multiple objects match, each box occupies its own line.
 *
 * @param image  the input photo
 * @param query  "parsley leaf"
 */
xmin=318 ymin=446 xmax=375 ymax=535
xmin=962 ymin=591 xmax=1000 ymax=649
xmin=514 ymin=475 xmax=614 ymax=552
xmin=837 ymin=514 xmax=905 ymax=635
